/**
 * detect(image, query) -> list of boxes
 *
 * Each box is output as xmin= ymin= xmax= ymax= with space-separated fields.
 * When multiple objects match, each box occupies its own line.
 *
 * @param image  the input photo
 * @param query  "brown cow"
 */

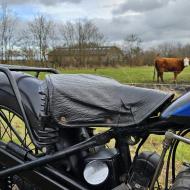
xmin=153 ymin=57 xmax=189 ymax=83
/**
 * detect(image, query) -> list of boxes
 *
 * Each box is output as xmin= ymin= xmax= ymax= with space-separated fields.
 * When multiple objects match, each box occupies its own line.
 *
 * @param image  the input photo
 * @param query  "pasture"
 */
xmin=59 ymin=65 xmax=190 ymax=84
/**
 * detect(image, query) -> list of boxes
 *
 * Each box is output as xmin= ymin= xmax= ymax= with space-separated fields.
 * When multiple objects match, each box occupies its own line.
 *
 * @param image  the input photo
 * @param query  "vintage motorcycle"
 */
xmin=0 ymin=64 xmax=189 ymax=190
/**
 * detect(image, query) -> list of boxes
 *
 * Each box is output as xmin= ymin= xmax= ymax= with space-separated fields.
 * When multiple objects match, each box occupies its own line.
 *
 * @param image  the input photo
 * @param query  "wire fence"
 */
xmin=127 ymin=83 xmax=190 ymax=95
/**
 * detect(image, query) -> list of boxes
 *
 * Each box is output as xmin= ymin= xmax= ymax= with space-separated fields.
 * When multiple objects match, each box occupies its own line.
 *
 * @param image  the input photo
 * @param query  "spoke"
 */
xmin=9 ymin=113 xmax=16 ymax=123
xmin=0 ymin=109 xmax=6 ymax=118
xmin=25 ymin=132 xmax=33 ymax=148
xmin=2 ymin=128 xmax=12 ymax=141
xmin=0 ymin=119 xmax=4 ymax=138
xmin=24 ymin=125 xmax=27 ymax=145
xmin=8 ymin=111 xmax=11 ymax=121
xmin=0 ymin=116 xmax=13 ymax=140
xmin=0 ymin=110 xmax=15 ymax=140
xmin=26 ymin=141 xmax=32 ymax=148
xmin=1 ymin=124 xmax=12 ymax=140
xmin=0 ymin=108 xmax=37 ymax=153
xmin=8 ymin=112 xmax=15 ymax=140
xmin=0 ymin=110 xmax=25 ymax=146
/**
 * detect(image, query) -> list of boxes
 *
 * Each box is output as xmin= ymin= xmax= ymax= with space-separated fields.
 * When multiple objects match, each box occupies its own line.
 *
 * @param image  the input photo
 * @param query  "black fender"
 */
xmin=0 ymin=71 xmax=42 ymax=129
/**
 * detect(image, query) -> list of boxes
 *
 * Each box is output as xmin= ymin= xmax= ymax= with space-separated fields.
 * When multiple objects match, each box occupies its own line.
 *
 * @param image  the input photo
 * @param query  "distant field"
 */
xmin=58 ymin=66 xmax=190 ymax=84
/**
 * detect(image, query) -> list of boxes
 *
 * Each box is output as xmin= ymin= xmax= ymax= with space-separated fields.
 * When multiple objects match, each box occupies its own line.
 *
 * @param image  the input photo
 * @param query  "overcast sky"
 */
xmin=5 ymin=0 xmax=190 ymax=48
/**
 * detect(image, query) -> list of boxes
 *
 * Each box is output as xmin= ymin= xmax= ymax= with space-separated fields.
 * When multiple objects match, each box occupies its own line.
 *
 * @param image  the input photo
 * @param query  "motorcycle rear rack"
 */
xmin=0 ymin=64 xmax=59 ymax=76
xmin=0 ymin=64 xmax=59 ymax=148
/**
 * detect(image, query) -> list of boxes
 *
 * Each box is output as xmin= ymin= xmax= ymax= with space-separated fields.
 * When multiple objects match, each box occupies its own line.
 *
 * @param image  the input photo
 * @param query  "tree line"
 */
xmin=1 ymin=2 xmax=190 ymax=67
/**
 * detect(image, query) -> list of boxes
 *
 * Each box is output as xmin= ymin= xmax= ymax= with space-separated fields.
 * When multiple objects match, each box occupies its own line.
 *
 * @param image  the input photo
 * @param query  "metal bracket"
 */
xmin=0 ymin=129 xmax=113 ymax=178
xmin=150 ymin=130 xmax=190 ymax=190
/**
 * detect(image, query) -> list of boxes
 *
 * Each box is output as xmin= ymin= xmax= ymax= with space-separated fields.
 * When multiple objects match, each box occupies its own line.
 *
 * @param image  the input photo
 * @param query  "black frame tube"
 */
xmin=0 ymin=66 xmax=40 ymax=147
xmin=0 ymin=144 xmax=70 ymax=190
xmin=0 ymin=141 xmax=89 ymax=190
xmin=171 ymin=129 xmax=190 ymax=182
xmin=0 ymin=130 xmax=113 ymax=178
xmin=0 ymin=64 xmax=59 ymax=74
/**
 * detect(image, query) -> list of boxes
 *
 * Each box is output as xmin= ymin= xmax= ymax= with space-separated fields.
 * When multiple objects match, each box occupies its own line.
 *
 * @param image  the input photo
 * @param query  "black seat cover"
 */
xmin=0 ymin=72 xmax=42 ymax=122
xmin=42 ymin=74 xmax=174 ymax=127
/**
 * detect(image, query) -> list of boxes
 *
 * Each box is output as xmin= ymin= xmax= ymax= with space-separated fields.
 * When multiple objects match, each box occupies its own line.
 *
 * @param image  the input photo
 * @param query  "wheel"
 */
xmin=0 ymin=107 xmax=39 ymax=190
xmin=0 ymin=175 xmax=39 ymax=190
xmin=171 ymin=169 xmax=190 ymax=190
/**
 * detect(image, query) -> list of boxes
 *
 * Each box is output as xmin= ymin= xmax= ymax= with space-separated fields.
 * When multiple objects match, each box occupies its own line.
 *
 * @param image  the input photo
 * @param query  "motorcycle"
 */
xmin=0 ymin=64 xmax=189 ymax=190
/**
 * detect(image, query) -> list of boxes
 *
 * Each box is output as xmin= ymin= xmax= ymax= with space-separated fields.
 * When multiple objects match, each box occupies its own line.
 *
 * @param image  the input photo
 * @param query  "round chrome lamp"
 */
xmin=83 ymin=160 xmax=109 ymax=185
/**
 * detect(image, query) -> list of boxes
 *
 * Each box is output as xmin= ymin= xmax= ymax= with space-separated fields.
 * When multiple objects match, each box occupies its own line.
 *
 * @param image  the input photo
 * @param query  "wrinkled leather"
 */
xmin=42 ymin=74 xmax=174 ymax=127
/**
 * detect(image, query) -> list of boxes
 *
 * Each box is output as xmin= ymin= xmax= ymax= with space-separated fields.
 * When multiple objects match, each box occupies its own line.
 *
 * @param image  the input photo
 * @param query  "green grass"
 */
xmin=57 ymin=66 xmax=190 ymax=84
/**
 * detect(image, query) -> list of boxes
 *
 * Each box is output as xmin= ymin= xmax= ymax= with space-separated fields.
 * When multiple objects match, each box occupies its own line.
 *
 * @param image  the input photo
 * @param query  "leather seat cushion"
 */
xmin=42 ymin=74 xmax=174 ymax=127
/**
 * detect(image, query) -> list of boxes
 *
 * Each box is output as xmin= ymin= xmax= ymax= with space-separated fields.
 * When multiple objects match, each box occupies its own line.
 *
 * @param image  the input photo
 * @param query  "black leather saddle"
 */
xmin=41 ymin=74 xmax=174 ymax=127
xmin=0 ymin=72 xmax=174 ymax=128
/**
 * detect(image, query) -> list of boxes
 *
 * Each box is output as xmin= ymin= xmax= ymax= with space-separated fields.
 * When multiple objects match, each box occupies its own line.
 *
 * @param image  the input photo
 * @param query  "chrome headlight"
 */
xmin=83 ymin=160 xmax=109 ymax=185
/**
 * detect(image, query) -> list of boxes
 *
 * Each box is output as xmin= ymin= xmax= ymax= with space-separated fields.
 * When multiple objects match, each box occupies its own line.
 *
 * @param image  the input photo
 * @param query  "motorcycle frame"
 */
xmin=0 ymin=124 xmax=174 ymax=189
xmin=0 ymin=65 xmax=186 ymax=189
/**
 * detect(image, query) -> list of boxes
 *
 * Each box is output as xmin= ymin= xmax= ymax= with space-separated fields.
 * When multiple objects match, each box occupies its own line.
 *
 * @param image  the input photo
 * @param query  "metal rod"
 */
xmin=0 ymin=140 xmax=95 ymax=178
xmin=150 ymin=131 xmax=190 ymax=189
xmin=149 ymin=131 xmax=173 ymax=190
xmin=171 ymin=129 xmax=190 ymax=182
xmin=0 ymin=146 xmax=69 ymax=190
xmin=45 ymin=166 xmax=89 ymax=190
xmin=0 ymin=111 xmax=25 ymax=146
xmin=0 ymin=130 xmax=113 ymax=178
xmin=0 ymin=67 xmax=40 ymax=147
xmin=6 ymin=141 xmax=89 ymax=190
xmin=165 ymin=131 xmax=190 ymax=145
xmin=0 ymin=64 xmax=59 ymax=74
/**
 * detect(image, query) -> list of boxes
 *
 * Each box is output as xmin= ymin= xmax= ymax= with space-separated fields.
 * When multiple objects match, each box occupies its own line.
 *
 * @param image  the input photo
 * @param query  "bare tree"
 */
xmin=155 ymin=42 xmax=190 ymax=58
xmin=29 ymin=15 xmax=54 ymax=64
xmin=59 ymin=20 xmax=104 ymax=66
xmin=60 ymin=20 xmax=104 ymax=48
xmin=157 ymin=42 xmax=176 ymax=57
xmin=60 ymin=22 xmax=75 ymax=47
xmin=0 ymin=1 xmax=18 ymax=63
xmin=18 ymin=28 xmax=36 ymax=62
xmin=123 ymin=34 xmax=142 ymax=66
xmin=75 ymin=20 xmax=104 ymax=48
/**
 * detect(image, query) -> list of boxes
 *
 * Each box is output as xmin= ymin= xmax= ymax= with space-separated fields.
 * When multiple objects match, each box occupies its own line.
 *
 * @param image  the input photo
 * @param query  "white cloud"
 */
xmin=113 ymin=0 xmax=172 ymax=14
xmin=4 ymin=0 xmax=190 ymax=48
xmin=5 ymin=0 xmax=81 ymax=6
xmin=94 ymin=0 xmax=190 ymax=48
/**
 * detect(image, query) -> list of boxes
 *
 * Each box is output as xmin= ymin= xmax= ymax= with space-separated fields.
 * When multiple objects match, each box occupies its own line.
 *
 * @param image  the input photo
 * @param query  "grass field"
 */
xmin=58 ymin=65 xmax=190 ymax=84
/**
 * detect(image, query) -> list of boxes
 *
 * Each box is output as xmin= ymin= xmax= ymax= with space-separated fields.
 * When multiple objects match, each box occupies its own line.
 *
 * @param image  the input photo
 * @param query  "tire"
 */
xmin=0 ymin=174 xmax=38 ymax=190
xmin=171 ymin=169 xmax=190 ymax=190
xmin=12 ymin=176 xmax=40 ymax=190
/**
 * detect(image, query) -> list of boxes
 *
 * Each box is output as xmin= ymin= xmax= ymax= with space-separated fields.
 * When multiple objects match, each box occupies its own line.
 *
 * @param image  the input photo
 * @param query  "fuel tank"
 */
xmin=161 ymin=91 xmax=190 ymax=125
